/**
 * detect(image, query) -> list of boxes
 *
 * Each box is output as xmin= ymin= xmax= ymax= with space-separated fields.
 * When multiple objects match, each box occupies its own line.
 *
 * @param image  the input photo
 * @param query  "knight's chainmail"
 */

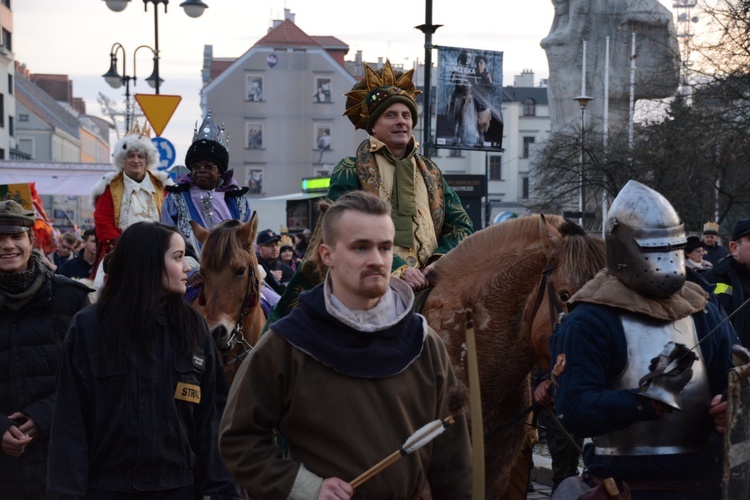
xmin=0 ymin=251 xmax=50 ymax=312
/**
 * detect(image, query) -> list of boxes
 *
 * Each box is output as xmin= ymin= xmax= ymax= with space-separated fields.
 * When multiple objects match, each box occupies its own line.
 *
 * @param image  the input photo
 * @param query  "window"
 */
xmin=313 ymin=78 xmax=332 ymax=103
xmin=18 ymin=138 xmax=32 ymax=156
xmin=8 ymin=116 xmax=12 ymax=136
xmin=7 ymin=74 xmax=12 ymax=94
xmin=489 ymin=155 xmax=502 ymax=180
xmin=246 ymin=123 xmax=263 ymax=149
xmin=522 ymin=177 xmax=529 ymax=199
xmin=522 ymin=98 xmax=536 ymax=117
xmin=0 ymin=93 xmax=4 ymax=128
xmin=314 ymin=125 xmax=332 ymax=164
xmin=246 ymin=75 xmax=263 ymax=102
xmin=247 ymin=168 xmax=263 ymax=195
xmin=1 ymin=29 xmax=10 ymax=52
xmin=449 ymin=149 xmax=463 ymax=157
xmin=19 ymin=114 xmax=28 ymax=122
xmin=522 ymin=137 xmax=535 ymax=158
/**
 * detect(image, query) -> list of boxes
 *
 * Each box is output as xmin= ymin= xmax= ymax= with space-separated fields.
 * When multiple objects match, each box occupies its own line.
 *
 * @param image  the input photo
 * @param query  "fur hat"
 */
xmin=732 ymin=218 xmax=750 ymax=242
xmin=112 ymin=122 xmax=159 ymax=172
xmin=703 ymin=221 xmax=719 ymax=235
xmin=185 ymin=111 xmax=229 ymax=173
xmin=685 ymin=236 xmax=704 ymax=255
xmin=344 ymin=59 xmax=421 ymax=134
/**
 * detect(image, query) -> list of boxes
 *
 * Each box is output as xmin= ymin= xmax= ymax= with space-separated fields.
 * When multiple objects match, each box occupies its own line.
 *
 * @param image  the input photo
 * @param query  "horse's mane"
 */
xmin=200 ymin=219 xmax=252 ymax=270
xmin=429 ymin=214 xmax=605 ymax=297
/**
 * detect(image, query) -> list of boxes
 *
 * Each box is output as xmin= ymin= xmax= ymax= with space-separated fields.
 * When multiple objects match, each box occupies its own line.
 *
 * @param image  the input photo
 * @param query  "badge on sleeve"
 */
xmin=174 ymin=382 xmax=201 ymax=403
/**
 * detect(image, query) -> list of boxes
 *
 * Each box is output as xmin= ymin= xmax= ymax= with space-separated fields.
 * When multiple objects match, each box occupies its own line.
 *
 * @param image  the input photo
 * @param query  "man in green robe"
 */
xmin=268 ymin=60 xmax=473 ymax=324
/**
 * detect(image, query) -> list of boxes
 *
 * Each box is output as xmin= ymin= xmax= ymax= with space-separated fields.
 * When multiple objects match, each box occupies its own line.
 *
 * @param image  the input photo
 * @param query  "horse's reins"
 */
xmin=220 ymin=246 xmax=260 ymax=366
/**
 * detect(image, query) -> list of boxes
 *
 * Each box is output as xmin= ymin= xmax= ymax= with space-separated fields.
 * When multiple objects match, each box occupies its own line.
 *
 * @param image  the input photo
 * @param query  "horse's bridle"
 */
xmin=217 ymin=246 xmax=260 ymax=366
xmin=529 ymin=261 xmax=566 ymax=331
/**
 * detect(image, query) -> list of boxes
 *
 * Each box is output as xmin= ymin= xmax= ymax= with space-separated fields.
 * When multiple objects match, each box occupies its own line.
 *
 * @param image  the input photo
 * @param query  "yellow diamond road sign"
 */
xmin=134 ymin=94 xmax=182 ymax=137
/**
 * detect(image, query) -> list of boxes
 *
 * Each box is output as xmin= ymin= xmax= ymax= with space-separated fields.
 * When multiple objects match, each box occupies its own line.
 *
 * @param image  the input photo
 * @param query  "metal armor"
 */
xmin=593 ymin=313 xmax=711 ymax=456
xmin=606 ymin=180 xmax=687 ymax=299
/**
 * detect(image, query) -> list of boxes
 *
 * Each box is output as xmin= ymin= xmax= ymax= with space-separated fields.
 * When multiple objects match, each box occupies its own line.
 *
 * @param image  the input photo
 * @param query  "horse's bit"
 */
xmin=218 ymin=247 xmax=260 ymax=366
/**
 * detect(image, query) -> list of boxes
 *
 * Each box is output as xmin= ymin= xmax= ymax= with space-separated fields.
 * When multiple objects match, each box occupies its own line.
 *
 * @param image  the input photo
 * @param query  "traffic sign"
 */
xmin=152 ymin=137 xmax=176 ymax=170
xmin=135 ymin=94 xmax=181 ymax=136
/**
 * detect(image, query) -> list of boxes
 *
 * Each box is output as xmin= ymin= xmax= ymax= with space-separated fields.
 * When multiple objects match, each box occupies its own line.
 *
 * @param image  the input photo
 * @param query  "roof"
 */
xmin=502 ymin=86 xmax=548 ymax=105
xmin=203 ymin=20 xmax=355 ymax=93
xmin=311 ymin=36 xmax=348 ymax=50
xmin=255 ymin=19 xmax=321 ymax=48
xmin=15 ymin=74 xmax=80 ymax=139
xmin=209 ymin=59 xmax=234 ymax=82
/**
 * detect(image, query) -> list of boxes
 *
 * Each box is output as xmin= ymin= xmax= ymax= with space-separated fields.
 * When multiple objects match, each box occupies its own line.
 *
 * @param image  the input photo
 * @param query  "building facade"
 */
xmin=201 ymin=12 xmax=365 ymax=199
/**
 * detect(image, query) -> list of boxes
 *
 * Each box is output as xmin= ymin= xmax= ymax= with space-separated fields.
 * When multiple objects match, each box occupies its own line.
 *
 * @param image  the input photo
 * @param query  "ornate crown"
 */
xmin=125 ymin=121 xmax=152 ymax=139
xmin=192 ymin=109 xmax=228 ymax=149
xmin=343 ymin=59 xmax=422 ymax=130
xmin=703 ymin=221 xmax=720 ymax=234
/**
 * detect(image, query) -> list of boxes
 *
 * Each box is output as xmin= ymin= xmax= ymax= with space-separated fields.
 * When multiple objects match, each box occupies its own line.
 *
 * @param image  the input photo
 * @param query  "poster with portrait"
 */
xmin=313 ymin=78 xmax=332 ymax=103
xmin=246 ymin=168 xmax=263 ymax=195
xmin=435 ymin=46 xmax=504 ymax=151
xmin=246 ymin=75 xmax=263 ymax=102
xmin=246 ymin=123 xmax=263 ymax=149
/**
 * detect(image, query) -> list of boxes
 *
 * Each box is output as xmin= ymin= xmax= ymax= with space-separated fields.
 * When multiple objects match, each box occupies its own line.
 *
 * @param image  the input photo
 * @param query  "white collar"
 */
xmin=123 ymin=172 xmax=156 ymax=194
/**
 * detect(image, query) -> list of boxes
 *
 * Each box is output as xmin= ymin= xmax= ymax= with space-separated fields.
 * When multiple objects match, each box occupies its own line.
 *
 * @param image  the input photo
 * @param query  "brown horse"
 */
xmin=191 ymin=216 xmax=265 ymax=386
xmin=423 ymin=214 xmax=606 ymax=498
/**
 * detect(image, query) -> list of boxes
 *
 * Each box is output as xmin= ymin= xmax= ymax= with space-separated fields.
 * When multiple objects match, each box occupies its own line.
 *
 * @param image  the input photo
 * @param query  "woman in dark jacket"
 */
xmin=48 ymin=222 xmax=239 ymax=499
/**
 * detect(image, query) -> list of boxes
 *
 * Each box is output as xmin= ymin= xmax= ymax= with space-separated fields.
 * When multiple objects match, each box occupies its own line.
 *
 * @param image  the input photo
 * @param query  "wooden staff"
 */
xmin=349 ymin=416 xmax=455 ymax=489
xmin=465 ymin=310 xmax=485 ymax=500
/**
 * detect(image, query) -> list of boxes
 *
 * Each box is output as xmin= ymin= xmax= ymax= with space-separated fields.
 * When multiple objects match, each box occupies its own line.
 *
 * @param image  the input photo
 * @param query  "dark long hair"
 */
xmin=97 ymin=222 xmax=202 ymax=358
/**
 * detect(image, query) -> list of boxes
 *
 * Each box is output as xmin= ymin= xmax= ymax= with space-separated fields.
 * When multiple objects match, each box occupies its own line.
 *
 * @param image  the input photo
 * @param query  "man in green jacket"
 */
xmin=269 ymin=60 xmax=473 ymax=324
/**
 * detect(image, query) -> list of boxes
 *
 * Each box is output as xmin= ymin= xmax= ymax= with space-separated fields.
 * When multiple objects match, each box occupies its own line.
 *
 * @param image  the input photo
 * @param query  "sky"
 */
xmin=12 ymin=0 xmax=675 ymax=163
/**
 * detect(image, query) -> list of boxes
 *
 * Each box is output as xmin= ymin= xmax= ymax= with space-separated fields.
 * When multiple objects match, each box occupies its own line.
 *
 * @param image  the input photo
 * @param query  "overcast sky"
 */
xmin=12 ymin=0 xmax=675 ymax=163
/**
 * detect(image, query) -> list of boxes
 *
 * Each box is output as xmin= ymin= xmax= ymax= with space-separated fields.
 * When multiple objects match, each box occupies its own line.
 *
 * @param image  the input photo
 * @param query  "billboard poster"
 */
xmin=436 ymin=46 xmax=504 ymax=151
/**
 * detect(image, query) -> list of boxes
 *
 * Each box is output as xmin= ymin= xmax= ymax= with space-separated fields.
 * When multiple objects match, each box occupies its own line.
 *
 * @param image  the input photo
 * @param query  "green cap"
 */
xmin=0 ymin=200 xmax=35 ymax=233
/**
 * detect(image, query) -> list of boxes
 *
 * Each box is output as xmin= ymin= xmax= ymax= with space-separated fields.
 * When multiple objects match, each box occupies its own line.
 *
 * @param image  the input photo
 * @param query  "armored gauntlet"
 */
xmin=638 ymin=342 xmax=697 ymax=411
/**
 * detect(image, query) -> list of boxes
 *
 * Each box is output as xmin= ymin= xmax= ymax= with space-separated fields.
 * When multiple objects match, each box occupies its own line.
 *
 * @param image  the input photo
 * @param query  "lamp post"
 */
xmin=102 ymin=42 xmax=159 ymax=130
xmin=574 ymin=95 xmax=592 ymax=227
xmin=102 ymin=0 xmax=209 ymax=95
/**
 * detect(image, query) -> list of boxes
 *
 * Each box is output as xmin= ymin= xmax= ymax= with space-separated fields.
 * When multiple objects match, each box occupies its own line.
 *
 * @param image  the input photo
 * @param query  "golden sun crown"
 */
xmin=124 ymin=121 xmax=152 ymax=139
xmin=343 ymin=59 xmax=422 ymax=130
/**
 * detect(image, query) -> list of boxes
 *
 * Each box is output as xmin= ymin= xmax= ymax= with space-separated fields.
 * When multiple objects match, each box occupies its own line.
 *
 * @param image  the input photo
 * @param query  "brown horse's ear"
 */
xmin=238 ymin=212 xmax=259 ymax=249
xmin=191 ymin=220 xmax=210 ymax=244
xmin=538 ymin=214 xmax=550 ymax=248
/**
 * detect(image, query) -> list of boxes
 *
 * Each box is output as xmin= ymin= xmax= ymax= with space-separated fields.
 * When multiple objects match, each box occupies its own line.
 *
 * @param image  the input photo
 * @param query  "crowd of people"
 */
xmin=4 ymin=57 xmax=749 ymax=500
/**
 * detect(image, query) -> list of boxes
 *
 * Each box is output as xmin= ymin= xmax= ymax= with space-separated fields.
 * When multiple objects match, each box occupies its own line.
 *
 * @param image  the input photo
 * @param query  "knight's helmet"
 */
xmin=606 ymin=180 xmax=686 ymax=299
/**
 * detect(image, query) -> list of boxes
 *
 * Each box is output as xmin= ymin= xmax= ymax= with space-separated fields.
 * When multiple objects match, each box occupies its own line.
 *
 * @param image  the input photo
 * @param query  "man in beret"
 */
xmin=161 ymin=112 xmax=251 ymax=260
xmin=256 ymin=229 xmax=294 ymax=296
xmin=0 ymin=200 xmax=91 ymax=497
xmin=269 ymin=59 xmax=474 ymax=324
xmin=704 ymin=218 xmax=750 ymax=346
xmin=701 ymin=221 xmax=729 ymax=267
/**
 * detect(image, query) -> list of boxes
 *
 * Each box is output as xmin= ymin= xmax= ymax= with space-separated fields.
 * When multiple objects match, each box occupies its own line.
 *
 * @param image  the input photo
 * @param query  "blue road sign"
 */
xmin=152 ymin=137 xmax=176 ymax=170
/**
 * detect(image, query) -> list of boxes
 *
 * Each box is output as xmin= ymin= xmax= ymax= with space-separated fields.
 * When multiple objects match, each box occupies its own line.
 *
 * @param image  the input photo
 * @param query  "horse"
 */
xmin=423 ymin=214 xmax=606 ymax=498
xmin=191 ymin=215 xmax=265 ymax=386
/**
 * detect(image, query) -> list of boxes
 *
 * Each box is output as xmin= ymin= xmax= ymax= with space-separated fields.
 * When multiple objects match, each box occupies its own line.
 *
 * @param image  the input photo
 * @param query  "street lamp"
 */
xmin=102 ymin=0 xmax=209 ymax=94
xmin=574 ymin=95 xmax=593 ymax=227
xmin=102 ymin=42 xmax=159 ymax=130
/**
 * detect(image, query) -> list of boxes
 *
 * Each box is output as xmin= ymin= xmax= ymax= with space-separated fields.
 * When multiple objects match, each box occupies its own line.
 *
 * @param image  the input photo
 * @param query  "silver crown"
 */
xmin=192 ymin=109 xmax=228 ymax=149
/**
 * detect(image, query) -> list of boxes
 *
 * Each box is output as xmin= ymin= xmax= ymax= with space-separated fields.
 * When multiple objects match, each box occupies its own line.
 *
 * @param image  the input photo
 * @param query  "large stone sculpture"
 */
xmin=542 ymin=0 xmax=680 ymax=131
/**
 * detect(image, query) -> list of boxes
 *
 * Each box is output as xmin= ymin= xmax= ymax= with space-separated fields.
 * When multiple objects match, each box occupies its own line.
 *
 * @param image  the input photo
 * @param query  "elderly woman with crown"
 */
xmin=92 ymin=123 xmax=172 ymax=271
